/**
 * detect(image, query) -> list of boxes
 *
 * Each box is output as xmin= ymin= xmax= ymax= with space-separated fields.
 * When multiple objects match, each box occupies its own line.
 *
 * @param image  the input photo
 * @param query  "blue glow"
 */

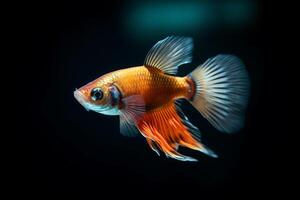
xmin=134 ymin=3 xmax=212 ymax=30
xmin=222 ymin=0 xmax=257 ymax=26
xmin=124 ymin=2 xmax=213 ymax=35
xmin=123 ymin=0 xmax=257 ymax=39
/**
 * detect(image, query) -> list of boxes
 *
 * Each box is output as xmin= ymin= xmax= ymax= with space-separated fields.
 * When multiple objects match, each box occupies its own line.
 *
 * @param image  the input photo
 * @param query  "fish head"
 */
xmin=74 ymin=75 xmax=120 ymax=115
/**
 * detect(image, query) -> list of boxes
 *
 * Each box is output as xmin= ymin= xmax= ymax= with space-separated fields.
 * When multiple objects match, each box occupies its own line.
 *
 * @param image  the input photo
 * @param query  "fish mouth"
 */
xmin=74 ymin=90 xmax=90 ymax=111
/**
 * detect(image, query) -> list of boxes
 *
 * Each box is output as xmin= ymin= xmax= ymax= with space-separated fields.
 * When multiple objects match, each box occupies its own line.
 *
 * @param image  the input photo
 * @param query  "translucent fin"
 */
xmin=175 ymin=104 xmax=201 ymax=142
xmin=199 ymin=144 xmax=218 ymax=158
xmin=176 ymin=105 xmax=218 ymax=158
xmin=146 ymin=138 xmax=160 ymax=156
xmin=119 ymin=95 xmax=145 ymax=137
xmin=144 ymin=36 xmax=193 ymax=75
xmin=136 ymin=103 xmax=217 ymax=161
xmin=189 ymin=55 xmax=250 ymax=133
xmin=120 ymin=115 xmax=140 ymax=137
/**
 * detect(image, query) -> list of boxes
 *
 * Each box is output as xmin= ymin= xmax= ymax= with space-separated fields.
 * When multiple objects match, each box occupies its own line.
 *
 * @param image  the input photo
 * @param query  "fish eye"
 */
xmin=90 ymin=88 xmax=103 ymax=101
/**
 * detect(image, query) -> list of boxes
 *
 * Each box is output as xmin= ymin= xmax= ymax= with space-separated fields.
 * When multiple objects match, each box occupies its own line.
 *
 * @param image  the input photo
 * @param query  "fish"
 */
xmin=74 ymin=36 xmax=250 ymax=161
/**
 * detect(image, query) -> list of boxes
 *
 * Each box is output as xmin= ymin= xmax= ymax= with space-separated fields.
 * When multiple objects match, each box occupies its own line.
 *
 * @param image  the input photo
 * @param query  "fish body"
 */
xmin=107 ymin=66 xmax=190 ymax=110
xmin=74 ymin=36 xmax=250 ymax=161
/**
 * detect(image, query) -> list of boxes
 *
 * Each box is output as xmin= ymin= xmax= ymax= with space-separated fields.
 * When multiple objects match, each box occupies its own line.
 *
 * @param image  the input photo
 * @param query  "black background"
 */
xmin=11 ymin=0 xmax=292 ymax=198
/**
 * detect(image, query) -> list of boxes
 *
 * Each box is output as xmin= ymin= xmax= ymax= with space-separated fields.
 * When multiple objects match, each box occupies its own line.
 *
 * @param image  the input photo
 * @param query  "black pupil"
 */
xmin=91 ymin=88 xmax=103 ymax=100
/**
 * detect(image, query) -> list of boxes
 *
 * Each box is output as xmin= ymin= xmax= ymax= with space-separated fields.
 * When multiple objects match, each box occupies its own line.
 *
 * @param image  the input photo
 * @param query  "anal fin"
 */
xmin=137 ymin=103 xmax=217 ymax=161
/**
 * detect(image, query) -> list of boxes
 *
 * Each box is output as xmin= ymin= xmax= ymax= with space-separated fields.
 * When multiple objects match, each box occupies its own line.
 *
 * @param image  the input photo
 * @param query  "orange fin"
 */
xmin=137 ymin=103 xmax=217 ymax=161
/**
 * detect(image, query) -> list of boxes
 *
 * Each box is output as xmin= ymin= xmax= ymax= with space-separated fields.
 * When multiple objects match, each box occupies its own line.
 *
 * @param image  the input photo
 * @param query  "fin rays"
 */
xmin=136 ymin=103 xmax=217 ymax=161
xmin=189 ymin=54 xmax=250 ymax=133
xmin=144 ymin=36 xmax=193 ymax=75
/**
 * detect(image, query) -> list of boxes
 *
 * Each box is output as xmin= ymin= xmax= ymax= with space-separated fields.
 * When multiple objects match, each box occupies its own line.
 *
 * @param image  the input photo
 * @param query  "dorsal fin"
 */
xmin=144 ymin=36 xmax=193 ymax=75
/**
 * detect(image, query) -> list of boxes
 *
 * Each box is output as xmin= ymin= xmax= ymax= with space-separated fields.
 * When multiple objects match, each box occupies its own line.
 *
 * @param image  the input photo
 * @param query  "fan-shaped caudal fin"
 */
xmin=137 ymin=103 xmax=217 ymax=162
xmin=189 ymin=55 xmax=250 ymax=133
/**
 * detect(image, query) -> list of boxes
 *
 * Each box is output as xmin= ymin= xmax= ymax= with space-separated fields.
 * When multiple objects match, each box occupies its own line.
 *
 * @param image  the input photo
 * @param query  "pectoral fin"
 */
xmin=119 ymin=95 xmax=145 ymax=137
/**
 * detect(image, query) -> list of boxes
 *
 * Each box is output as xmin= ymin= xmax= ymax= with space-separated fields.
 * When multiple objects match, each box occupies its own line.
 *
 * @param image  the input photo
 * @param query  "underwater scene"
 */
xmin=14 ymin=0 xmax=290 ymax=198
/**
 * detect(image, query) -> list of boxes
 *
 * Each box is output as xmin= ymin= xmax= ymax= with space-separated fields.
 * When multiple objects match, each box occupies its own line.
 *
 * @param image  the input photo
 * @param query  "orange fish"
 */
xmin=74 ymin=36 xmax=250 ymax=161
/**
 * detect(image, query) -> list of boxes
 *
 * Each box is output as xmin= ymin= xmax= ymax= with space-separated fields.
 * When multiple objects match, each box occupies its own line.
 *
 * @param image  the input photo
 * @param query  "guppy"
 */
xmin=74 ymin=36 xmax=249 ymax=161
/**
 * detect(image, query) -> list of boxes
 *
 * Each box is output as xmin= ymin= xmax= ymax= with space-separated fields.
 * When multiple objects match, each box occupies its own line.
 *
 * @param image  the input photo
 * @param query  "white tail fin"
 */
xmin=189 ymin=55 xmax=250 ymax=133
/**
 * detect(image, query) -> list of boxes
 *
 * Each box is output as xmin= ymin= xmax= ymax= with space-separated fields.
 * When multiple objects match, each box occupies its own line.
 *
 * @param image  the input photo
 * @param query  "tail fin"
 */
xmin=188 ymin=55 xmax=250 ymax=133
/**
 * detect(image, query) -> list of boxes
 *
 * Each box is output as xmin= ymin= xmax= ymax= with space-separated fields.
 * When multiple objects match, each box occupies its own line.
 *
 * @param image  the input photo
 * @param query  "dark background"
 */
xmin=12 ymin=0 xmax=292 ymax=198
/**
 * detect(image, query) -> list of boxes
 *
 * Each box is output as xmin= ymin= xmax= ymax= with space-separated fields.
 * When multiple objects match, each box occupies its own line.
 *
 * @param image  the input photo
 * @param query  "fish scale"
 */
xmin=111 ymin=66 xmax=189 ymax=110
